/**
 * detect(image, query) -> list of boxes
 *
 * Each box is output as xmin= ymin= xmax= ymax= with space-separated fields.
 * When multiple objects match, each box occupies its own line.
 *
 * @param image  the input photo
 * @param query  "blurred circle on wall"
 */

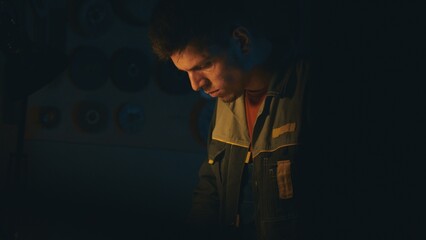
xmin=69 ymin=46 xmax=109 ymax=91
xmin=190 ymin=99 xmax=216 ymax=146
xmin=110 ymin=47 xmax=151 ymax=93
xmin=25 ymin=105 xmax=62 ymax=139
xmin=71 ymin=0 xmax=114 ymax=38
xmin=155 ymin=60 xmax=192 ymax=95
xmin=116 ymin=102 xmax=145 ymax=134
xmin=30 ymin=0 xmax=49 ymax=18
xmin=39 ymin=106 xmax=62 ymax=129
xmin=72 ymin=100 xmax=109 ymax=134
xmin=111 ymin=0 xmax=158 ymax=26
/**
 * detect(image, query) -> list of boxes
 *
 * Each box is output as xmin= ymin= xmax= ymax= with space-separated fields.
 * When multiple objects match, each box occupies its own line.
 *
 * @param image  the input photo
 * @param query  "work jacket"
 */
xmin=188 ymin=57 xmax=310 ymax=240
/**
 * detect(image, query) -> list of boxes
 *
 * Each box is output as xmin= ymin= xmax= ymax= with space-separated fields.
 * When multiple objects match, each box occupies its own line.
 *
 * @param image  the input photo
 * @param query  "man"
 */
xmin=148 ymin=0 xmax=309 ymax=239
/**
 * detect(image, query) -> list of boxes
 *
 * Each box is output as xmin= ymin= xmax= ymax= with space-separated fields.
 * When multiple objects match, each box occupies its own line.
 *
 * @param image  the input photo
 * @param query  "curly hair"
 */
xmin=148 ymin=0 xmax=300 ymax=60
xmin=148 ymin=0 xmax=239 ymax=60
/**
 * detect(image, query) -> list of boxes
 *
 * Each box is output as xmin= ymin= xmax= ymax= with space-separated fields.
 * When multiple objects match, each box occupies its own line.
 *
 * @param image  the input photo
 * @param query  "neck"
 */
xmin=246 ymin=41 xmax=295 ymax=91
xmin=244 ymin=67 xmax=272 ymax=91
xmin=243 ymin=38 xmax=274 ymax=91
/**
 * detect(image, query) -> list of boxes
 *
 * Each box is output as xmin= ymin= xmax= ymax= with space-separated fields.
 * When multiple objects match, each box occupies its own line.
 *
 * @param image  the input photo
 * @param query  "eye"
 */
xmin=199 ymin=61 xmax=213 ymax=69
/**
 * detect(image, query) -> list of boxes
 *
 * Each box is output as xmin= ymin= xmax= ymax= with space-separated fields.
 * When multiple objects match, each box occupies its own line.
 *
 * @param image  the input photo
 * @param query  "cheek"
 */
xmin=223 ymin=68 xmax=245 ymax=87
xmin=210 ymin=62 xmax=244 ymax=88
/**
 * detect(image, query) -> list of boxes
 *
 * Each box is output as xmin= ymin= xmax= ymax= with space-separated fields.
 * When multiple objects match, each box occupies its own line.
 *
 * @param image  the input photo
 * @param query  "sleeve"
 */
xmin=184 ymin=160 xmax=221 ymax=240
xmin=188 ymin=160 xmax=220 ymax=225
xmin=184 ymin=100 xmax=222 ymax=240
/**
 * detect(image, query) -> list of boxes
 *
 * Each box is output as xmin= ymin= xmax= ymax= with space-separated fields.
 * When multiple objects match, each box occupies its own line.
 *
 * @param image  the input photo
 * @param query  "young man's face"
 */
xmin=170 ymin=42 xmax=249 ymax=103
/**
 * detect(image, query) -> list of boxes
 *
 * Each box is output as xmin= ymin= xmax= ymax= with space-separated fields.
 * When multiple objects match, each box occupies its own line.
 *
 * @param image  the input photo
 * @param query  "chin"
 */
xmin=220 ymin=92 xmax=242 ymax=103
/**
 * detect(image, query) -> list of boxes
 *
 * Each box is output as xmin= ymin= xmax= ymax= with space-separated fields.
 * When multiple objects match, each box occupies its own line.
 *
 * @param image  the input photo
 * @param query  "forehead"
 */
xmin=170 ymin=44 xmax=223 ymax=71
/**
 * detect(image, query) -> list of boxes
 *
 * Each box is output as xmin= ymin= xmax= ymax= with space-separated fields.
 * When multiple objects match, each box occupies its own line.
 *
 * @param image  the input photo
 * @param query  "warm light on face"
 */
xmin=171 ymin=44 xmax=248 ymax=103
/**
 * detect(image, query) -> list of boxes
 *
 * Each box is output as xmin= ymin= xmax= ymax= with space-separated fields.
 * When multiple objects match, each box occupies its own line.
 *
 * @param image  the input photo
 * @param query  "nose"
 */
xmin=187 ymin=71 xmax=206 ymax=91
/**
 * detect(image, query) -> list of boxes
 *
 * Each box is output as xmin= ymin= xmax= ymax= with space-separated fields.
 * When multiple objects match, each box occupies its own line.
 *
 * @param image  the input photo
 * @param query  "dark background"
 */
xmin=1 ymin=0 xmax=210 ymax=239
xmin=303 ymin=1 xmax=425 ymax=239
xmin=1 ymin=0 xmax=424 ymax=239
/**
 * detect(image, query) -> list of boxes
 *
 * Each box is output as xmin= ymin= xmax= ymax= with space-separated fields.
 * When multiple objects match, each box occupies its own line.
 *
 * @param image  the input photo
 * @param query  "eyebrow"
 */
xmin=178 ymin=55 xmax=212 ymax=72
xmin=189 ymin=61 xmax=209 ymax=71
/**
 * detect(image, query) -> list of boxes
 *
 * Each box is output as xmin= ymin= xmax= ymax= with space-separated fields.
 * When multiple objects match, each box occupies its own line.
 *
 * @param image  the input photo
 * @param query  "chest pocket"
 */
xmin=258 ymin=147 xmax=298 ymax=220
xmin=277 ymin=160 xmax=294 ymax=199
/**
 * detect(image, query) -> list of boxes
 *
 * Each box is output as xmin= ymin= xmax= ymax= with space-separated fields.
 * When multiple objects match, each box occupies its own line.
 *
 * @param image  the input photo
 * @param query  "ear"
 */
xmin=232 ymin=26 xmax=251 ymax=54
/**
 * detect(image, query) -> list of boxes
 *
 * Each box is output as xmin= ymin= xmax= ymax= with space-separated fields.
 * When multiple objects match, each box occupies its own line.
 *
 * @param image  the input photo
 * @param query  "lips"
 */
xmin=207 ymin=89 xmax=219 ymax=97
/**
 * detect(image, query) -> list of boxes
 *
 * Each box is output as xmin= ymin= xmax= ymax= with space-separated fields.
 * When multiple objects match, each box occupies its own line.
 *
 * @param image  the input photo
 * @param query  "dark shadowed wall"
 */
xmin=1 ymin=0 xmax=213 ymax=239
